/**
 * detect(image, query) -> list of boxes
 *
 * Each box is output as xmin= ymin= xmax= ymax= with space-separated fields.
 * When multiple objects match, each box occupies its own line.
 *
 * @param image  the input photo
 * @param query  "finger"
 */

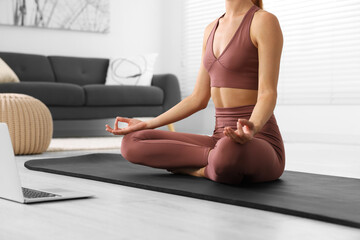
xmin=112 ymin=124 xmax=140 ymax=135
xmin=236 ymin=127 xmax=252 ymax=142
xmin=236 ymin=120 xmax=245 ymax=137
xmin=105 ymin=128 xmax=116 ymax=134
xmin=224 ymin=127 xmax=229 ymax=137
xmin=227 ymin=127 xmax=243 ymax=143
xmin=223 ymin=127 xmax=228 ymax=134
xmin=114 ymin=118 xmax=119 ymax=130
xmin=239 ymin=119 xmax=255 ymax=136
xmin=239 ymin=119 xmax=254 ymax=129
xmin=115 ymin=117 xmax=131 ymax=130
xmin=111 ymin=128 xmax=127 ymax=135
xmin=110 ymin=128 xmax=126 ymax=135
xmin=119 ymin=122 xmax=146 ymax=134
xmin=116 ymin=117 xmax=131 ymax=123
xmin=239 ymin=120 xmax=252 ymax=136
xmin=233 ymin=125 xmax=250 ymax=143
xmin=224 ymin=127 xmax=232 ymax=137
xmin=105 ymin=125 xmax=114 ymax=131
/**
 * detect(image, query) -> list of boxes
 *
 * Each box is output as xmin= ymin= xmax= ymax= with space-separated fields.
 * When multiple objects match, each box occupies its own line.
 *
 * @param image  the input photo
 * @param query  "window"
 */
xmin=181 ymin=0 xmax=360 ymax=104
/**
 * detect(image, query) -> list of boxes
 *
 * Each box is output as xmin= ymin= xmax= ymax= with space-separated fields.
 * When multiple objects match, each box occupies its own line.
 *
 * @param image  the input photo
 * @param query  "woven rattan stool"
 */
xmin=0 ymin=93 xmax=53 ymax=155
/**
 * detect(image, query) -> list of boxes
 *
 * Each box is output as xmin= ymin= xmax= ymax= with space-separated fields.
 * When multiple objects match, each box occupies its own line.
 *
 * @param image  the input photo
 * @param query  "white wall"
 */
xmin=0 ymin=0 xmax=183 ymax=77
xmin=274 ymin=105 xmax=360 ymax=145
xmin=1 ymin=1 xmax=359 ymax=145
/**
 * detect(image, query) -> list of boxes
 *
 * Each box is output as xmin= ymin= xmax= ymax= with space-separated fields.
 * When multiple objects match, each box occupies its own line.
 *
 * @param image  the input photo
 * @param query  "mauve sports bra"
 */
xmin=203 ymin=5 xmax=260 ymax=90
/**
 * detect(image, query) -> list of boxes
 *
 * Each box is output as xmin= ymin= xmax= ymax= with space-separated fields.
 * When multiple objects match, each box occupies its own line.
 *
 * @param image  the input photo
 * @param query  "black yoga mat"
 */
xmin=25 ymin=153 xmax=360 ymax=228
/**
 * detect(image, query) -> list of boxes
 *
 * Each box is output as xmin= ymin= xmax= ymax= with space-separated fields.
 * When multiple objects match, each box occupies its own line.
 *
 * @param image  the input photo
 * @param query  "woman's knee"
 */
xmin=207 ymin=137 xmax=283 ymax=184
xmin=209 ymin=137 xmax=248 ymax=177
xmin=120 ymin=131 xmax=145 ymax=164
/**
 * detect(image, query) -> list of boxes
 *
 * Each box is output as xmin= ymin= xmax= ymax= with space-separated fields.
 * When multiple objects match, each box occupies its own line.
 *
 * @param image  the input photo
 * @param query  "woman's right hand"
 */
xmin=105 ymin=117 xmax=148 ymax=135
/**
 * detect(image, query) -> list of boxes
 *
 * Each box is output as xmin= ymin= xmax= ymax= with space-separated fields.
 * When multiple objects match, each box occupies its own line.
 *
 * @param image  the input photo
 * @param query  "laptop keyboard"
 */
xmin=22 ymin=187 xmax=60 ymax=199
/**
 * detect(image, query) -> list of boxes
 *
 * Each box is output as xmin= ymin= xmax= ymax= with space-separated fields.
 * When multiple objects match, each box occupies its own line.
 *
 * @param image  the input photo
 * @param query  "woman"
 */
xmin=106 ymin=0 xmax=285 ymax=185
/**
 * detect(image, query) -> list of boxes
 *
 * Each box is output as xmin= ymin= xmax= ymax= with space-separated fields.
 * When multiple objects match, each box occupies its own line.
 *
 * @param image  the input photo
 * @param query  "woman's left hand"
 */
xmin=224 ymin=119 xmax=256 ymax=144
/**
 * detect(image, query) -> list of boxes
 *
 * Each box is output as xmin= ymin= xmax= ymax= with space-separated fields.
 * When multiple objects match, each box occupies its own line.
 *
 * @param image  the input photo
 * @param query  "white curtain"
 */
xmin=181 ymin=0 xmax=360 ymax=104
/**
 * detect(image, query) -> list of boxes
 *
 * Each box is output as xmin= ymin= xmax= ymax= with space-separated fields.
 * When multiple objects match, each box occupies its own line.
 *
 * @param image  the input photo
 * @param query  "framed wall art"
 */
xmin=0 ymin=0 xmax=110 ymax=33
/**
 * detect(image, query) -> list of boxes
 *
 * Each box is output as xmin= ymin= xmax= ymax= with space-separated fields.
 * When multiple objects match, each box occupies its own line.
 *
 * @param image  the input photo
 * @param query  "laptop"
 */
xmin=0 ymin=122 xmax=93 ymax=203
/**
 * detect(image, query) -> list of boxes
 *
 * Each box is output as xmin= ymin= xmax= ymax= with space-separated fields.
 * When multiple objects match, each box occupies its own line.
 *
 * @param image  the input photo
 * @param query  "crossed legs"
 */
xmin=204 ymin=136 xmax=283 ymax=184
xmin=121 ymin=129 xmax=284 ymax=185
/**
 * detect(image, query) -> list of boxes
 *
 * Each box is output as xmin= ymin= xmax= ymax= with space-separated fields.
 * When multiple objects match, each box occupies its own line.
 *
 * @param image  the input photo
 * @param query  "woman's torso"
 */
xmin=211 ymin=88 xmax=258 ymax=107
xmin=204 ymin=5 xmax=261 ymax=108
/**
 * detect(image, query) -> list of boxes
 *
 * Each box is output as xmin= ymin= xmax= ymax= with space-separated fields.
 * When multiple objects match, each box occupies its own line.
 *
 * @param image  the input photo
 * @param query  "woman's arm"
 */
xmin=145 ymin=22 xmax=215 ymax=129
xmin=249 ymin=10 xmax=283 ymax=134
xmin=223 ymin=10 xmax=284 ymax=143
xmin=106 ymin=21 xmax=216 ymax=135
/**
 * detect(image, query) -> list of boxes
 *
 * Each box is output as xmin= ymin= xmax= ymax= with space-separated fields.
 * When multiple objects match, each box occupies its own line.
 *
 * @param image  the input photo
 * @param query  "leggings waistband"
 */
xmin=214 ymin=104 xmax=276 ymax=129
xmin=215 ymin=104 xmax=256 ymax=118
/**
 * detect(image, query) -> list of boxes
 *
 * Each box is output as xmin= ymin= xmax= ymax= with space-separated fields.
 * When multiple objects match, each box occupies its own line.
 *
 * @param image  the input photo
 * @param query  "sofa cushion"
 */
xmin=0 ymin=52 xmax=56 ymax=82
xmin=0 ymin=58 xmax=20 ymax=83
xmin=0 ymin=82 xmax=85 ymax=106
xmin=49 ymin=56 xmax=109 ymax=86
xmin=83 ymin=84 xmax=164 ymax=106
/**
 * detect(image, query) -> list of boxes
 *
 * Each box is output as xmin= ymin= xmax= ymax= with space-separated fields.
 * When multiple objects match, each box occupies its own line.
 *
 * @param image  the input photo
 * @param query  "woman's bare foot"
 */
xmin=167 ymin=167 xmax=206 ymax=178
xmin=166 ymin=149 xmax=211 ymax=178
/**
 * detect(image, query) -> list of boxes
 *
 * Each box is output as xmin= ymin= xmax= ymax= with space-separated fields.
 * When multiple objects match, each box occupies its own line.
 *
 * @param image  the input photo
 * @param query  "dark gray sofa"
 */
xmin=0 ymin=51 xmax=181 ymax=136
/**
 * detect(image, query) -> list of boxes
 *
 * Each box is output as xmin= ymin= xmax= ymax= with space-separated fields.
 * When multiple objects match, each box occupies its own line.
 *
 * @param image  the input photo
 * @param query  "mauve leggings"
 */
xmin=121 ymin=105 xmax=286 ymax=185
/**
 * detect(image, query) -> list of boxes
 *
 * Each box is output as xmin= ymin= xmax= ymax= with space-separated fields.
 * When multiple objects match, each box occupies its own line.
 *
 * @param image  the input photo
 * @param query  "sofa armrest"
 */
xmin=151 ymin=73 xmax=181 ymax=112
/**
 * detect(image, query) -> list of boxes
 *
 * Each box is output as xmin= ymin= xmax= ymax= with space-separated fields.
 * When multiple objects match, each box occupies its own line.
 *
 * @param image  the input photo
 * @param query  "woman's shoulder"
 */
xmin=205 ymin=17 xmax=218 ymax=34
xmin=202 ymin=17 xmax=219 ymax=43
xmin=253 ymin=8 xmax=280 ymax=27
xmin=252 ymin=8 xmax=283 ymax=47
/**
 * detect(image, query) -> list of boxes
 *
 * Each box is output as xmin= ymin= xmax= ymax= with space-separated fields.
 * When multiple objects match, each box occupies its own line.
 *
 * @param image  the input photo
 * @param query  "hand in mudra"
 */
xmin=105 ymin=117 xmax=148 ymax=135
xmin=224 ymin=119 xmax=256 ymax=144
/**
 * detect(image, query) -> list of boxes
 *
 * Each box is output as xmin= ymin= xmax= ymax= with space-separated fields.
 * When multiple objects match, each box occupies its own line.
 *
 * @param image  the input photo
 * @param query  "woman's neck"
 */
xmin=224 ymin=0 xmax=254 ymax=18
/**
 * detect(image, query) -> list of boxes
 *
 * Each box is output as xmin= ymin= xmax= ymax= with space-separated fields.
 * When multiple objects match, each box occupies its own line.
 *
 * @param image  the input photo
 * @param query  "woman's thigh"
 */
xmin=121 ymin=129 xmax=216 ymax=169
xmin=123 ymin=129 xmax=217 ymax=147
xmin=205 ymin=136 xmax=284 ymax=184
